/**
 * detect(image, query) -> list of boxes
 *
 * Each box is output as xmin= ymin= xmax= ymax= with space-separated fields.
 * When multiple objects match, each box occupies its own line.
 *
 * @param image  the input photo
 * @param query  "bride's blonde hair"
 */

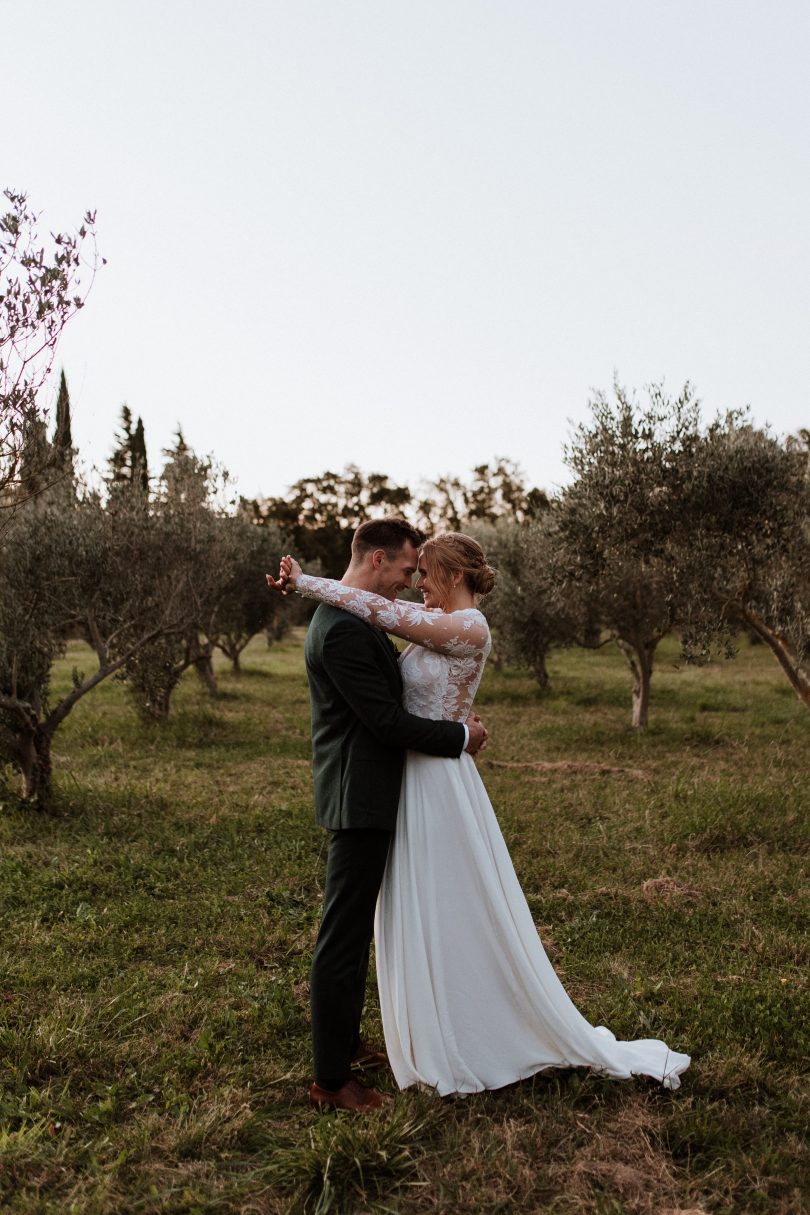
xmin=419 ymin=532 xmax=496 ymax=607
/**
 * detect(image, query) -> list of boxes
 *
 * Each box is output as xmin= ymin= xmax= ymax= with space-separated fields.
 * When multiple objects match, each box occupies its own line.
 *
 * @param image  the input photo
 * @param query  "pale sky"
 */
xmin=6 ymin=0 xmax=809 ymax=502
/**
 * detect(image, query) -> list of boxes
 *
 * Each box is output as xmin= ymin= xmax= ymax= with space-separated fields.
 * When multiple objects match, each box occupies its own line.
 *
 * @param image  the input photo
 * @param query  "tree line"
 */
xmin=243 ymin=457 xmax=548 ymax=577
xmin=1 ymin=389 xmax=291 ymax=802
xmin=2 ymin=189 xmax=808 ymax=806
xmin=250 ymin=385 xmax=809 ymax=731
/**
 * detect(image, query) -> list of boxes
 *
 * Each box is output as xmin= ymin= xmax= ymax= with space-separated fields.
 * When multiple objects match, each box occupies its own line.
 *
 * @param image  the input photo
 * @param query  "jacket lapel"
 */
xmin=367 ymin=622 xmax=401 ymax=681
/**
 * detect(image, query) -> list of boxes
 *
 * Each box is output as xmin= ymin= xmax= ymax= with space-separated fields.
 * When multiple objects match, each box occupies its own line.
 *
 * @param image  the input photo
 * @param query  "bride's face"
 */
xmin=415 ymin=561 xmax=442 ymax=610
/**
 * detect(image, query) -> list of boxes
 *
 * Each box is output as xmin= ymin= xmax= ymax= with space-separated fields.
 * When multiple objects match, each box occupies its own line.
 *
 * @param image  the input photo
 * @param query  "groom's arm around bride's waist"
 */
xmin=316 ymin=612 xmax=466 ymax=758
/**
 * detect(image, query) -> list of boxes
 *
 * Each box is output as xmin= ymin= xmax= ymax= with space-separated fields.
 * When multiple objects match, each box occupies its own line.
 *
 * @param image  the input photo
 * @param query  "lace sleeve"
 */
xmin=297 ymin=574 xmax=490 ymax=655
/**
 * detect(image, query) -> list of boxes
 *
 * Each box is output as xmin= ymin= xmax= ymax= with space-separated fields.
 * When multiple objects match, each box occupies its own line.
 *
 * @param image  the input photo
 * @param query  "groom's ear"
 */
xmin=369 ymin=548 xmax=387 ymax=570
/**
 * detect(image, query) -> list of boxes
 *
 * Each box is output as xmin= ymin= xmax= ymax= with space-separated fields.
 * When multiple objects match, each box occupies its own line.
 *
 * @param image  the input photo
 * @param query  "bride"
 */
xmin=279 ymin=532 xmax=690 ymax=1096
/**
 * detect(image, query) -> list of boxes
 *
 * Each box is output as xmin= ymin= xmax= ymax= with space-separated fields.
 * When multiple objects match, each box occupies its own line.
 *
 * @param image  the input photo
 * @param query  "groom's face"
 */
xmin=371 ymin=540 xmax=419 ymax=601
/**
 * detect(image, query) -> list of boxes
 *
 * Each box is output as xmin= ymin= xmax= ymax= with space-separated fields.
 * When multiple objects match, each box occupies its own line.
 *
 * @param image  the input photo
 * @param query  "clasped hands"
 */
xmin=266 ymin=554 xmax=300 ymax=595
xmin=465 ymin=713 xmax=488 ymax=756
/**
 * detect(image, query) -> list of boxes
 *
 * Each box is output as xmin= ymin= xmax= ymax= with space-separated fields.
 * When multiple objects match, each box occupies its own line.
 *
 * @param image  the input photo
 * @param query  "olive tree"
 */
xmin=212 ymin=516 xmax=289 ymax=673
xmin=121 ymin=438 xmax=290 ymax=718
xmin=677 ymin=419 xmax=810 ymax=709
xmin=473 ymin=514 xmax=579 ymax=689
xmin=120 ymin=435 xmax=233 ymax=719
xmin=0 ymin=490 xmax=186 ymax=803
xmin=556 ymin=382 xmax=703 ymax=728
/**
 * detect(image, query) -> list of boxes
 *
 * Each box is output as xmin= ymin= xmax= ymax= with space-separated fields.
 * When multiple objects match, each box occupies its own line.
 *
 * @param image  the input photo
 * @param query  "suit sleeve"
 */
xmin=322 ymin=618 xmax=465 ymax=757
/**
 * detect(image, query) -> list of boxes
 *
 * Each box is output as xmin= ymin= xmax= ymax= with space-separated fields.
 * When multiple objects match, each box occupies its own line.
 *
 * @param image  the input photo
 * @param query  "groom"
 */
xmin=295 ymin=516 xmax=487 ymax=1112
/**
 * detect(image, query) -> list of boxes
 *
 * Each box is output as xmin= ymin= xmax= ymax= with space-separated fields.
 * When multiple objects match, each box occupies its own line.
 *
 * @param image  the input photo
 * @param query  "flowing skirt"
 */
xmin=374 ymin=752 xmax=690 ymax=1096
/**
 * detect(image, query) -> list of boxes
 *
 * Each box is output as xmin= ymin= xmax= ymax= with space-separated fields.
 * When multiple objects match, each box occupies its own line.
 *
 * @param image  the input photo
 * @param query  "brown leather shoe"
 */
xmin=351 ymin=1039 xmax=388 ymax=1072
xmin=309 ymin=1078 xmax=390 ymax=1112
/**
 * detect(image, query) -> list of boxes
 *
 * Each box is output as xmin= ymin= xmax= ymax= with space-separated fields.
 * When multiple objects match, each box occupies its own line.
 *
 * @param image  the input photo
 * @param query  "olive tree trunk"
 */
xmin=13 ymin=723 xmax=52 ymax=805
xmin=533 ymin=652 xmax=550 ymax=691
xmin=187 ymin=634 xmax=218 ymax=698
xmin=615 ymin=638 xmax=657 ymax=729
xmin=215 ymin=633 xmax=254 ymax=675
xmin=2 ymin=629 xmax=163 ymax=804
xmin=742 ymin=608 xmax=810 ymax=711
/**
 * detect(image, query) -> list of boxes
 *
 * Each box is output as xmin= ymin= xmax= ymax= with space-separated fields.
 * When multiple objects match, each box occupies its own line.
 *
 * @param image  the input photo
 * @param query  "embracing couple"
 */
xmin=269 ymin=517 xmax=689 ymax=1111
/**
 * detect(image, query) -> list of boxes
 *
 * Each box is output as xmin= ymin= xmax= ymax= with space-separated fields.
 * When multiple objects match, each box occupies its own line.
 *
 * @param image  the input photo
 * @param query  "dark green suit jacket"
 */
xmin=304 ymin=602 xmax=466 ymax=831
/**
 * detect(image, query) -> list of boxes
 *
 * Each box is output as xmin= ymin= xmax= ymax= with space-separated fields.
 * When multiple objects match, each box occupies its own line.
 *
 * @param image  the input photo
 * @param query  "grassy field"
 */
xmin=0 ymin=631 xmax=807 ymax=1214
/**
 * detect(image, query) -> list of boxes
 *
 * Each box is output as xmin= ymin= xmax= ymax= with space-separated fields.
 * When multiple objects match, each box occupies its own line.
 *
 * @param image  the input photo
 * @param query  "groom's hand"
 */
xmin=464 ymin=713 xmax=488 ymax=756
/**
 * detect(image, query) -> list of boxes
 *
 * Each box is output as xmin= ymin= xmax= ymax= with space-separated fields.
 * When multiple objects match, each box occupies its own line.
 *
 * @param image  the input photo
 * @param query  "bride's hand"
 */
xmin=266 ymin=554 xmax=303 ymax=595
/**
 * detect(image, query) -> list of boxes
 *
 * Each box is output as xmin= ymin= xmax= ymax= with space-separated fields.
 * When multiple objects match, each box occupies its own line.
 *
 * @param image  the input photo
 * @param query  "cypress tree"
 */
xmin=54 ymin=371 xmax=73 ymax=451
xmin=131 ymin=416 xmax=149 ymax=494
xmin=53 ymin=370 xmax=75 ymax=476
xmin=18 ymin=415 xmax=52 ymax=499
xmin=110 ymin=405 xmax=134 ymax=485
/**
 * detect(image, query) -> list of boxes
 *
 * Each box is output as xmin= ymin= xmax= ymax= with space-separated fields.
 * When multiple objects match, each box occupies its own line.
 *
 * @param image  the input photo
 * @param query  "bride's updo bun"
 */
xmin=419 ymin=532 xmax=496 ymax=605
xmin=471 ymin=561 xmax=497 ymax=597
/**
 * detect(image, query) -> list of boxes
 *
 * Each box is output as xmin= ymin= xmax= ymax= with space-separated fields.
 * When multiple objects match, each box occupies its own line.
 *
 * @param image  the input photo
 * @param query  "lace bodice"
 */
xmin=297 ymin=574 xmax=491 ymax=722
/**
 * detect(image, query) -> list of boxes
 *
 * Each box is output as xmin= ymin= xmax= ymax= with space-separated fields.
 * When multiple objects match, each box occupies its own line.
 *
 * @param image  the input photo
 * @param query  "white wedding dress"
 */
xmin=298 ymin=575 xmax=691 ymax=1095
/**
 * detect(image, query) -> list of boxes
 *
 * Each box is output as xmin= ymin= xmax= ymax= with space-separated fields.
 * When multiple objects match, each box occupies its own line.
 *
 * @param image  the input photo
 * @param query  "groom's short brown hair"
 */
xmin=352 ymin=516 xmax=424 ymax=558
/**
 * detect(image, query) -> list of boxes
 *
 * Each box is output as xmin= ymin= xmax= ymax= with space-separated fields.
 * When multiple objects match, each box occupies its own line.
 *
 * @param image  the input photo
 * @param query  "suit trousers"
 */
xmin=310 ymin=827 xmax=392 ymax=1089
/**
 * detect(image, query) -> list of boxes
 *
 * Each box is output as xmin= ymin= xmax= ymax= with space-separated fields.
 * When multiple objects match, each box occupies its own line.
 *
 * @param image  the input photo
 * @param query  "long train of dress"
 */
xmin=375 ymin=749 xmax=690 ymax=1095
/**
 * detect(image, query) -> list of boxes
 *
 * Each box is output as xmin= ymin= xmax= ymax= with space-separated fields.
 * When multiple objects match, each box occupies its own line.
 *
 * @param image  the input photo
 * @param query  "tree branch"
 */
xmin=42 ymin=625 xmax=165 ymax=735
xmin=0 ymin=693 xmax=37 ymax=729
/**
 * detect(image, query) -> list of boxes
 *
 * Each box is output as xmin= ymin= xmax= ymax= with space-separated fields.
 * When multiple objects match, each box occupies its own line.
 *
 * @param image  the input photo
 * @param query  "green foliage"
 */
xmin=53 ymin=369 xmax=74 ymax=477
xmin=483 ymin=385 xmax=810 ymax=724
xmin=474 ymin=514 xmax=576 ymax=689
xmin=121 ymin=437 xmax=290 ymax=718
xmin=419 ymin=458 xmax=546 ymax=533
xmin=109 ymin=405 xmax=148 ymax=493
xmin=118 ymin=434 xmax=225 ymax=721
xmin=212 ymin=515 xmax=290 ymax=672
xmin=247 ymin=459 xmax=545 ymax=576
xmin=0 ymin=505 xmax=69 ymax=720
xmin=463 ymin=457 xmax=549 ymax=525
xmin=120 ymin=634 xmax=184 ymax=722
xmin=675 ymin=418 xmax=810 ymax=705
xmin=555 ymin=380 xmax=705 ymax=727
xmin=0 ymin=476 xmax=226 ymax=798
xmin=249 ymin=464 xmax=413 ymax=576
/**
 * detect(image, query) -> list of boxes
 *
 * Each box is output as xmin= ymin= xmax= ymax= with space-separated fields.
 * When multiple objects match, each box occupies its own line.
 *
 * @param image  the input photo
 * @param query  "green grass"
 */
xmin=1 ymin=632 xmax=807 ymax=1213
